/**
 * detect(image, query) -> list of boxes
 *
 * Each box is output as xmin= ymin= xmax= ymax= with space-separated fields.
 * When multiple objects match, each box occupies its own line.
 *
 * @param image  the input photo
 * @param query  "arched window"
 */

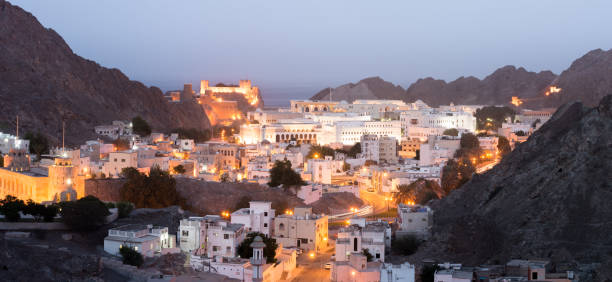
xmin=279 ymin=223 xmax=285 ymax=231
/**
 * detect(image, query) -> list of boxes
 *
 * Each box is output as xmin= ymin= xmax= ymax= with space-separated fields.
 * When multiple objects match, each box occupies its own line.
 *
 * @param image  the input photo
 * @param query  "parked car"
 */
xmin=324 ymin=262 xmax=332 ymax=270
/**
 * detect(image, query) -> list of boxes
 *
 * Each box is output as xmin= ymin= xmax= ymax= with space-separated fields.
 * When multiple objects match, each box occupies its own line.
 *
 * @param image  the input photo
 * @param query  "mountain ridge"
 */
xmin=311 ymin=49 xmax=612 ymax=108
xmin=0 ymin=0 xmax=211 ymax=145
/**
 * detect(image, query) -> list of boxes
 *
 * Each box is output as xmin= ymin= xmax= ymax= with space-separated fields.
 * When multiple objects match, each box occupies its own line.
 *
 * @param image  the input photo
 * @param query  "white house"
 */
xmin=380 ymin=262 xmax=416 ymax=282
xmin=231 ymin=201 xmax=275 ymax=236
xmin=104 ymin=224 xmax=174 ymax=257
xmin=397 ymin=204 xmax=433 ymax=239
xmin=178 ymin=215 xmax=246 ymax=258
xmin=305 ymin=156 xmax=344 ymax=185
xmin=335 ymin=220 xmax=391 ymax=263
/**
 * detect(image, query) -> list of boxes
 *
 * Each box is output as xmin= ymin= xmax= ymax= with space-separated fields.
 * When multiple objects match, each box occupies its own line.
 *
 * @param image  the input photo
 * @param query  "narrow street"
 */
xmin=291 ymin=245 xmax=334 ymax=282
xmin=359 ymin=188 xmax=391 ymax=215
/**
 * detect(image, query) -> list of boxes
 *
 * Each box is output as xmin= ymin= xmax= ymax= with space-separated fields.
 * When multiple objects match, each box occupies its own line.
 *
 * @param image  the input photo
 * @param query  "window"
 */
xmin=213 ymin=246 xmax=219 ymax=252
xmin=264 ymin=212 xmax=268 ymax=217
xmin=182 ymin=230 xmax=189 ymax=236
xmin=376 ymin=253 xmax=380 ymax=259
xmin=224 ymin=234 xmax=229 ymax=239
xmin=532 ymin=272 xmax=538 ymax=280
xmin=264 ymin=223 xmax=268 ymax=228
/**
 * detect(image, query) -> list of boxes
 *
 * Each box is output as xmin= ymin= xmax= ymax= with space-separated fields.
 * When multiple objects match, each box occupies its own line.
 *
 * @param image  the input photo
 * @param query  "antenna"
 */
xmin=329 ymin=87 xmax=332 ymax=102
xmin=62 ymin=120 xmax=65 ymax=153
xmin=16 ymin=115 xmax=19 ymax=137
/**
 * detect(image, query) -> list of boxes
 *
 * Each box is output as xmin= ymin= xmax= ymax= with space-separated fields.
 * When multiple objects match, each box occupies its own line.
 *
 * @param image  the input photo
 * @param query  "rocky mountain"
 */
xmin=411 ymin=95 xmax=612 ymax=276
xmin=311 ymin=77 xmax=406 ymax=102
xmin=311 ymin=49 xmax=612 ymax=109
xmin=0 ymin=1 xmax=210 ymax=145
xmin=556 ymin=48 xmax=612 ymax=107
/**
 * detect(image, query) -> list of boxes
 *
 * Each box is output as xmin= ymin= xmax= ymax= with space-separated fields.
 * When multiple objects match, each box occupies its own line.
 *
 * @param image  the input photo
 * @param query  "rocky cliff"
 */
xmin=311 ymin=49 xmax=612 ymax=109
xmin=0 ymin=1 xmax=210 ymax=145
xmin=411 ymin=95 xmax=612 ymax=275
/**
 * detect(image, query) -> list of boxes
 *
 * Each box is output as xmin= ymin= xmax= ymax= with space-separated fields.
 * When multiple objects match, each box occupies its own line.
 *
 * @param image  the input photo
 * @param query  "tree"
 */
xmin=234 ymin=195 xmax=252 ymax=211
xmin=307 ymin=145 xmax=335 ymax=159
xmin=172 ymin=165 xmax=186 ymax=175
xmin=268 ymin=160 xmax=305 ymax=189
xmin=24 ymin=200 xmax=58 ymax=222
xmin=347 ymin=142 xmax=361 ymax=158
xmin=116 ymin=202 xmax=134 ymax=218
xmin=120 ymin=246 xmax=144 ymax=267
xmin=420 ymin=264 xmax=441 ymax=282
xmin=497 ymin=136 xmax=511 ymax=157
xmin=455 ymin=133 xmax=482 ymax=163
xmin=236 ymin=232 xmax=278 ymax=263
xmin=442 ymin=159 xmax=475 ymax=194
xmin=442 ymin=128 xmax=459 ymax=136
xmin=394 ymin=179 xmax=442 ymax=205
xmin=0 ymin=195 xmax=26 ymax=222
xmin=392 ymin=235 xmax=421 ymax=256
xmin=362 ymin=248 xmax=374 ymax=262
xmin=60 ymin=196 xmax=110 ymax=231
xmin=112 ymin=138 xmax=130 ymax=151
xmin=23 ymin=132 xmax=49 ymax=159
xmin=120 ymin=166 xmax=188 ymax=209
xmin=132 ymin=116 xmax=151 ymax=137
xmin=474 ymin=106 xmax=515 ymax=131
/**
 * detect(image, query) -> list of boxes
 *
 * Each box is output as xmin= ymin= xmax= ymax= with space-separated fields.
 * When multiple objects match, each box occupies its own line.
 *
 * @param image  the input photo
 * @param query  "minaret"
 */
xmin=250 ymin=236 xmax=266 ymax=282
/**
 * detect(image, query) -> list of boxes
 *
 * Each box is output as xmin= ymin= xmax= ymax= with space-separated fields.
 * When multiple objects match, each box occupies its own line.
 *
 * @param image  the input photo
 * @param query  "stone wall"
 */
xmin=84 ymin=179 xmax=125 ymax=202
xmin=0 ymin=222 xmax=68 ymax=230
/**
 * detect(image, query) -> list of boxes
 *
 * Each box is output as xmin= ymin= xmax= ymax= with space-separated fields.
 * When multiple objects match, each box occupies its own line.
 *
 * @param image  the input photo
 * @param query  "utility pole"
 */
xmin=16 ymin=115 xmax=19 ymax=137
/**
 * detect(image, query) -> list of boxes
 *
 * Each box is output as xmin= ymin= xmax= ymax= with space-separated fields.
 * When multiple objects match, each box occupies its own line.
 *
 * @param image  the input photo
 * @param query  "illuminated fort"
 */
xmin=169 ymin=80 xmax=262 ymax=125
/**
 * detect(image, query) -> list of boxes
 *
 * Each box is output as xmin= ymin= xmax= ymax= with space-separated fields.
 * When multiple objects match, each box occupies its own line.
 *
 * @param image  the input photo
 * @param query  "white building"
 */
xmin=305 ymin=156 xmax=344 ymax=185
xmin=335 ymin=121 xmax=402 ymax=146
xmin=0 ymin=133 xmax=29 ymax=155
xmin=178 ymin=215 xmax=246 ymax=258
xmin=380 ymin=262 xmax=416 ymax=282
xmin=104 ymin=224 xmax=174 ymax=257
xmin=335 ymin=220 xmax=391 ymax=263
xmin=231 ymin=201 xmax=275 ymax=236
xmin=434 ymin=269 xmax=473 ymax=282
xmin=400 ymin=107 xmax=477 ymax=134
xmin=397 ymin=204 xmax=433 ymax=239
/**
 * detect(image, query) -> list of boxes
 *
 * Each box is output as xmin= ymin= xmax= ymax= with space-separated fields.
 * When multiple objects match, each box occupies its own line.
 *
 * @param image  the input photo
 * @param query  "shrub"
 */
xmin=60 ymin=196 xmax=110 ymax=231
xmin=0 ymin=195 xmax=26 ymax=222
xmin=105 ymin=202 xmax=116 ymax=209
xmin=116 ymin=202 xmax=134 ymax=218
xmin=362 ymin=248 xmax=374 ymax=262
xmin=172 ymin=165 xmax=186 ymax=175
xmin=268 ymin=160 xmax=305 ymax=189
xmin=420 ymin=264 xmax=441 ymax=282
xmin=236 ymin=232 xmax=278 ymax=263
xmin=120 ymin=246 xmax=144 ymax=267
xmin=442 ymin=128 xmax=459 ymax=136
xmin=120 ymin=166 xmax=188 ymax=209
xmin=132 ymin=116 xmax=151 ymax=137
xmin=25 ymin=200 xmax=59 ymax=222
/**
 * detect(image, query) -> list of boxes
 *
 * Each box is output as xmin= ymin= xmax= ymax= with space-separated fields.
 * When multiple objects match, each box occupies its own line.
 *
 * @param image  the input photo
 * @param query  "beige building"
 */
xmin=1 ymin=149 xmax=84 ymax=203
xmin=399 ymin=138 xmax=421 ymax=159
xmin=273 ymin=207 xmax=328 ymax=252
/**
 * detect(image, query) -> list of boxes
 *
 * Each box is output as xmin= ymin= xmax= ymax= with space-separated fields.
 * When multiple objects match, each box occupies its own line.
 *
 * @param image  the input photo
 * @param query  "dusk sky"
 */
xmin=12 ymin=0 xmax=612 ymax=105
